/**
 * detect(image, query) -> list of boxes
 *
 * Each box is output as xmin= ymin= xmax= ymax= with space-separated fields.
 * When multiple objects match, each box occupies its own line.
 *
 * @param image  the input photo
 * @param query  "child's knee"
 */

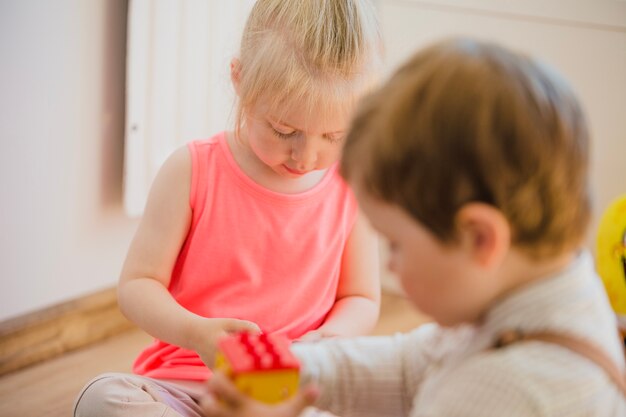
xmin=73 ymin=373 xmax=146 ymax=417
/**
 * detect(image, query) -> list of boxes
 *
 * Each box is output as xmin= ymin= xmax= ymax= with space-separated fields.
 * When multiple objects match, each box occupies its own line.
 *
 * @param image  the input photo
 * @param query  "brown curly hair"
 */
xmin=341 ymin=38 xmax=591 ymax=260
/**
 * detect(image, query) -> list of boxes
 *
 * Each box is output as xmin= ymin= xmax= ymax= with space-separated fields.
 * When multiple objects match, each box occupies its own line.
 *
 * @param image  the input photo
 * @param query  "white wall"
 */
xmin=0 ymin=0 xmax=137 ymax=321
xmin=377 ymin=0 xmax=626 ymax=293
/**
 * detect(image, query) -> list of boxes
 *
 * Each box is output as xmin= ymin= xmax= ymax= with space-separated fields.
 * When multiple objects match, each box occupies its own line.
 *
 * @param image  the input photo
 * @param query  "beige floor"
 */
xmin=0 ymin=293 xmax=429 ymax=417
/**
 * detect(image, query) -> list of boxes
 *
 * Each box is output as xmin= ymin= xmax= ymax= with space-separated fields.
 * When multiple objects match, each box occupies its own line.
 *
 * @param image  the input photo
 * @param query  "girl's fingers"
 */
xmin=297 ymin=331 xmax=322 ymax=343
xmin=223 ymin=319 xmax=262 ymax=334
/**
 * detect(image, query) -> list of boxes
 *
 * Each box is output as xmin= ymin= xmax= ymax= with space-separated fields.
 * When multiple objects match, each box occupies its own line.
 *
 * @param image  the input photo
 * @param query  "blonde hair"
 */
xmin=342 ymin=38 xmax=591 ymax=260
xmin=235 ymin=0 xmax=381 ymax=137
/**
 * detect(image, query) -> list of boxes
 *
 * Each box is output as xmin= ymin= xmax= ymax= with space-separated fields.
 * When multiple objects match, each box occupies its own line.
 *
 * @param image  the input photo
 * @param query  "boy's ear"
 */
xmin=230 ymin=58 xmax=242 ymax=95
xmin=454 ymin=203 xmax=510 ymax=269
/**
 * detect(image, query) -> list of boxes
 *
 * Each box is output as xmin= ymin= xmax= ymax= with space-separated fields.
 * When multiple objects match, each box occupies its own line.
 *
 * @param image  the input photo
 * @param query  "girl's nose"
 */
xmin=291 ymin=138 xmax=318 ymax=170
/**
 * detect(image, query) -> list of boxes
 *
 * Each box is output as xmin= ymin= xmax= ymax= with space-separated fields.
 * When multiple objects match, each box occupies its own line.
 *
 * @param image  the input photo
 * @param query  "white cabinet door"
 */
xmin=124 ymin=0 xmax=255 ymax=217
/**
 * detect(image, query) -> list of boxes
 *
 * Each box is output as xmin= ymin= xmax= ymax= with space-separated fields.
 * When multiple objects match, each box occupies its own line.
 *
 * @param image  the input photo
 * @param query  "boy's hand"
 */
xmin=193 ymin=318 xmax=261 ymax=369
xmin=200 ymin=372 xmax=319 ymax=417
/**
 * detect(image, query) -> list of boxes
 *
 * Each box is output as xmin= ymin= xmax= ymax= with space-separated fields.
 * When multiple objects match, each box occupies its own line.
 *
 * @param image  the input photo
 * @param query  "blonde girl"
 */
xmin=74 ymin=1 xmax=382 ymax=416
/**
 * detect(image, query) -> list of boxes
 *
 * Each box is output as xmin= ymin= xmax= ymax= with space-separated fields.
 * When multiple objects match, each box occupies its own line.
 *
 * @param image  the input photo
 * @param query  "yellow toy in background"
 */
xmin=595 ymin=195 xmax=626 ymax=339
xmin=215 ymin=332 xmax=300 ymax=404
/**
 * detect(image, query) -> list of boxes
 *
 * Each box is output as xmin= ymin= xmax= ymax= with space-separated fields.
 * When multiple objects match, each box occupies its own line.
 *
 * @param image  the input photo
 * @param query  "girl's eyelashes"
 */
xmin=269 ymin=123 xmax=298 ymax=140
xmin=268 ymin=121 xmax=343 ymax=143
xmin=272 ymin=129 xmax=298 ymax=140
xmin=324 ymin=134 xmax=344 ymax=144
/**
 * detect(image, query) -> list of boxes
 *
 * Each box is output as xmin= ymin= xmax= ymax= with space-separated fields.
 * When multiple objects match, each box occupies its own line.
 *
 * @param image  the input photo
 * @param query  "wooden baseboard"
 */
xmin=0 ymin=287 xmax=135 ymax=376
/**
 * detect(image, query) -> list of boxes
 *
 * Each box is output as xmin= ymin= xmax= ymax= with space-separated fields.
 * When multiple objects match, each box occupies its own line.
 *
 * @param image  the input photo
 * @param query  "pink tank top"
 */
xmin=133 ymin=132 xmax=358 ymax=380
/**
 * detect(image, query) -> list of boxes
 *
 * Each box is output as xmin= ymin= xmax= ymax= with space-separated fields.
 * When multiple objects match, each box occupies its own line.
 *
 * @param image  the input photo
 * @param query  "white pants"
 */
xmin=74 ymin=372 xmax=333 ymax=417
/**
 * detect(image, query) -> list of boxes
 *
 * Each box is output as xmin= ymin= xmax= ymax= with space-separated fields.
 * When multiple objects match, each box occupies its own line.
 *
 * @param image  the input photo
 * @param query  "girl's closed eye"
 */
xmin=269 ymin=122 xmax=298 ymax=140
xmin=324 ymin=133 xmax=345 ymax=144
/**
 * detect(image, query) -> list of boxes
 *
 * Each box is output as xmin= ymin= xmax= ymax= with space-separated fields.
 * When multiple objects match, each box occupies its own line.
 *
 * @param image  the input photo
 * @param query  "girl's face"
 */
xmin=242 ymin=98 xmax=351 ymax=179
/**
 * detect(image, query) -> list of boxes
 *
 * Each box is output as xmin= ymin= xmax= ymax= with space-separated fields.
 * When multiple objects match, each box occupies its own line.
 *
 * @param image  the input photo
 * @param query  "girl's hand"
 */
xmin=193 ymin=318 xmax=261 ymax=369
xmin=200 ymin=372 xmax=319 ymax=417
xmin=296 ymin=329 xmax=340 ymax=343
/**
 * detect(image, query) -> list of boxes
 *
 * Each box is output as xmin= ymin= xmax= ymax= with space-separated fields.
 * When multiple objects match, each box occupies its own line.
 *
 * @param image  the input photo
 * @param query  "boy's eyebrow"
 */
xmin=267 ymin=116 xmax=344 ymax=136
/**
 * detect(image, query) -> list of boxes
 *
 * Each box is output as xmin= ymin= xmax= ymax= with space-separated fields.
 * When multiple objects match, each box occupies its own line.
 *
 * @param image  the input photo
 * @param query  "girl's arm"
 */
xmin=302 ymin=211 xmax=381 ymax=341
xmin=118 ymin=146 xmax=259 ymax=367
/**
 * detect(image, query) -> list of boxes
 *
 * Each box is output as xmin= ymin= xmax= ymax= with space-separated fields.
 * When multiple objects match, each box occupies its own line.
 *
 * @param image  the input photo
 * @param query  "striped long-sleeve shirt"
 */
xmin=293 ymin=252 xmax=626 ymax=417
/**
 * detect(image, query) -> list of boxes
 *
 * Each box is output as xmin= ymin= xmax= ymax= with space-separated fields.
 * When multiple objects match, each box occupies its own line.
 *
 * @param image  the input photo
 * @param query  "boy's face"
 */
xmin=354 ymin=185 xmax=499 ymax=326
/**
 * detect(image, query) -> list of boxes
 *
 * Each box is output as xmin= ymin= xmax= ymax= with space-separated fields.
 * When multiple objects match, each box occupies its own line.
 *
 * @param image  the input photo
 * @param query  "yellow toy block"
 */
xmin=215 ymin=332 xmax=300 ymax=404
